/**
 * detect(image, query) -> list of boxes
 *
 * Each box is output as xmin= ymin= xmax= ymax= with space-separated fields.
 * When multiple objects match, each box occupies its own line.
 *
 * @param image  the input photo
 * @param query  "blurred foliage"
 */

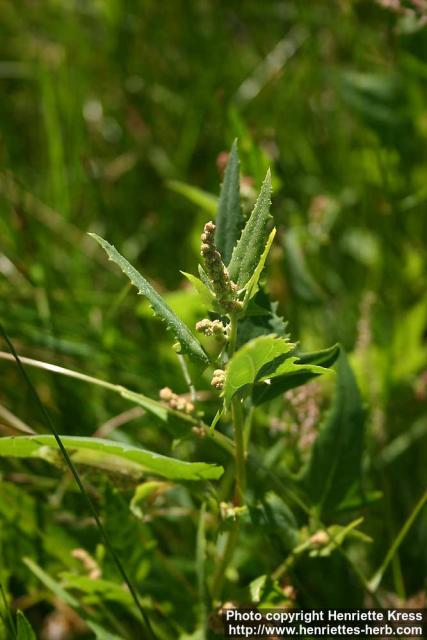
xmin=0 ymin=0 xmax=426 ymax=637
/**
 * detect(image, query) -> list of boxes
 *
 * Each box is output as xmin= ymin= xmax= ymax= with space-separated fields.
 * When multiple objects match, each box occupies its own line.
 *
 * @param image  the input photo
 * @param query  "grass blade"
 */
xmin=369 ymin=489 xmax=427 ymax=592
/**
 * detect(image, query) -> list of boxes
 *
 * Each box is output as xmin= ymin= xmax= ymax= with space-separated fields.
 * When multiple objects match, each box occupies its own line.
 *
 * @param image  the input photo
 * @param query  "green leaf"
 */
xmin=308 ymin=518 xmax=372 ymax=559
xmin=302 ymin=351 xmax=365 ymax=515
xmin=223 ymin=335 xmax=294 ymax=407
xmin=181 ymin=271 xmax=215 ymax=307
xmin=130 ymin=481 xmax=167 ymax=519
xmin=260 ymin=492 xmax=299 ymax=551
xmin=0 ymin=436 xmax=223 ymax=481
xmin=284 ymin=228 xmax=325 ymax=302
xmin=167 ymin=180 xmax=218 ymax=215
xmin=23 ymin=559 xmax=123 ymax=640
xmin=225 ymin=335 xmax=333 ymax=408
xmin=214 ymin=139 xmax=243 ymax=265
xmin=89 ymin=623 xmax=124 ymax=640
xmin=243 ymin=227 xmax=276 ymax=304
xmin=23 ymin=557 xmax=79 ymax=608
xmin=391 ymin=299 xmax=427 ymax=382
xmin=252 ymin=343 xmax=340 ymax=405
xmin=117 ymin=387 xmax=169 ymax=421
xmin=90 ymin=233 xmax=209 ymax=365
xmin=62 ymin=574 xmax=139 ymax=611
xmin=16 ymin=611 xmax=36 ymax=640
xmin=228 ymin=169 xmax=273 ymax=288
xmin=237 ymin=291 xmax=288 ymax=348
xmin=249 ymin=575 xmax=268 ymax=603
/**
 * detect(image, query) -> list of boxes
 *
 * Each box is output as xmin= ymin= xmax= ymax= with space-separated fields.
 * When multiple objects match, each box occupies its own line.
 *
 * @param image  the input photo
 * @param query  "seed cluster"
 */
xmin=200 ymin=221 xmax=242 ymax=313
xmin=159 ymin=387 xmax=195 ymax=414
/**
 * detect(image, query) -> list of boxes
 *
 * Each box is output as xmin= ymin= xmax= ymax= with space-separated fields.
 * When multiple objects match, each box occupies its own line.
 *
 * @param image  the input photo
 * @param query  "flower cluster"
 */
xmin=159 ymin=387 xmax=195 ymax=414
xmin=200 ymin=221 xmax=242 ymax=313
xmin=211 ymin=369 xmax=225 ymax=390
xmin=71 ymin=548 xmax=101 ymax=580
xmin=376 ymin=0 xmax=427 ymax=25
xmin=195 ymin=318 xmax=226 ymax=338
xmin=270 ymin=381 xmax=324 ymax=460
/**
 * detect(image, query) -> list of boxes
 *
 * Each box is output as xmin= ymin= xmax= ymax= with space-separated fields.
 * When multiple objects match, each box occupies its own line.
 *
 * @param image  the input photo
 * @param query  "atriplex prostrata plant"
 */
xmin=4 ymin=140 xmax=418 ymax=638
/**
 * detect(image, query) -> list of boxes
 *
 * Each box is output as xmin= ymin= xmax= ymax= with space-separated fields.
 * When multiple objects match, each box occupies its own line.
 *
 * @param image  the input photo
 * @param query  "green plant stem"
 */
xmin=196 ymin=503 xmax=207 ymax=636
xmin=211 ymin=313 xmax=247 ymax=605
xmin=369 ymin=489 xmax=427 ymax=592
xmin=243 ymin=406 xmax=254 ymax=450
xmin=177 ymin=353 xmax=196 ymax=403
xmin=210 ymin=525 xmax=240 ymax=604
xmin=0 ymin=350 xmax=119 ymax=392
xmin=228 ymin=312 xmax=238 ymax=357
xmin=232 ymin=397 xmax=246 ymax=504
xmin=228 ymin=311 xmax=246 ymax=502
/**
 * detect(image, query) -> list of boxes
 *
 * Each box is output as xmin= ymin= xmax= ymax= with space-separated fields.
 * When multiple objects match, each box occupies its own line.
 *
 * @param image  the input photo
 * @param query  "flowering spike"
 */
xmin=200 ymin=222 xmax=243 ymax=314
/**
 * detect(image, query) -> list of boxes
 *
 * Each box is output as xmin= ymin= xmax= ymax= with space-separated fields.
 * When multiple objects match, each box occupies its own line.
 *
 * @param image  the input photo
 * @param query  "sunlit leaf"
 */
xmin=243 ymin=227 xmax=276 ymax=304
xmin=90 ymin=233 xmax=209 ymax=365
xmin=0 ymin=436 xmax=223 ymax=481
xmin=16 ymin=611 xmax=36 ymax=640
xmin=167 ymin=180 xmax=218 ymax=215
xmin=181 ymin=271 xmax=215 ymax=307
xmin=214 ymin=139 xmax=243 ymax=265
xmin=228 ymin=169 xmax=273 ymax=288
xmin=252 ymin=343 xmax=340 ymax=405
xmin=223 ymin=335 xmax=294 ymax=407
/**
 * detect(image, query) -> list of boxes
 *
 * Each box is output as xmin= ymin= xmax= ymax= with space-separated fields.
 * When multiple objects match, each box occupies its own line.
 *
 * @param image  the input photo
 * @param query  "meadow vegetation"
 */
xmin=0 ymin=1 xmax=426 ymax=638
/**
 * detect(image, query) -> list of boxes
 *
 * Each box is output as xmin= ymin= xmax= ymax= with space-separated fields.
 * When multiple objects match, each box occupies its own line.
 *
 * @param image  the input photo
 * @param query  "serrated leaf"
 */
xmin=215 ymin=139 xmax=243 ymax=265
xmin=237 ymin=291 xmax=288 ymax=348
xmin=223 ymin=335 xmax=294 ymax=407
xmin=90 ymin=233 xmax=209 ymax=365
xmin=252 ymin=343 xmax=340 ymax=405
xmin=228 ymin=169 xmax=273 ymax=288
xmin=302 ymin=351 xmax=365 ymax=515
xmin=243 ymin=227 xmax=276 ymax=304
xmin=16 ymin=611 xmax=36 ymax=640
xmin=198 ymin=264 xmax=214 ymax=291
xmin=181 ymin=271 xmax=215 ymax=307
xmin=0 ymin=436 xmax=223 ymax=481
